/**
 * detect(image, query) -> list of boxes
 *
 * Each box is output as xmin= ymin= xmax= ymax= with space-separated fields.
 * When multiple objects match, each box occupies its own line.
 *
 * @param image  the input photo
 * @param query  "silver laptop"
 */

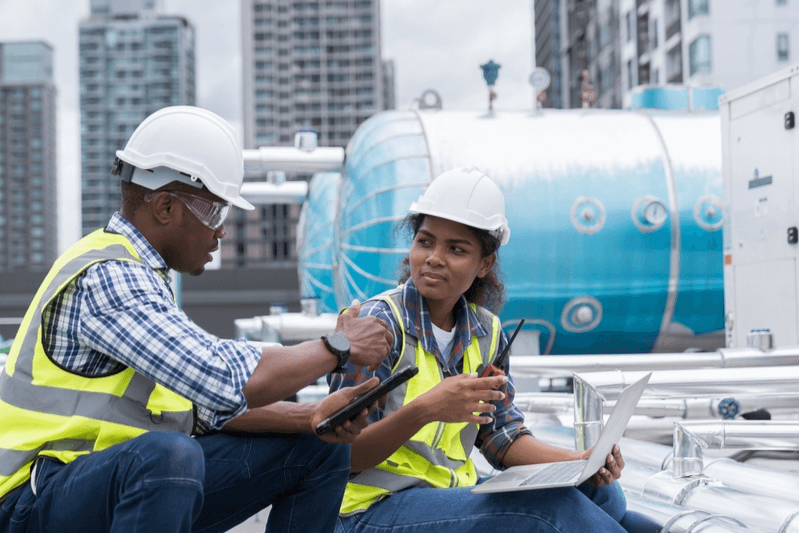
xmin=472 ymin=372 xmax=651 ymax=493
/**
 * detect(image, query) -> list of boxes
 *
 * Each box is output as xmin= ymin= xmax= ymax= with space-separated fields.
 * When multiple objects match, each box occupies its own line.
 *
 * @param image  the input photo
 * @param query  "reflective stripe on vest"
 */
xmin=0 ymin=229 xmax=194 ymax=499
xmin=340 ymin=287 xmax=500 ymax=515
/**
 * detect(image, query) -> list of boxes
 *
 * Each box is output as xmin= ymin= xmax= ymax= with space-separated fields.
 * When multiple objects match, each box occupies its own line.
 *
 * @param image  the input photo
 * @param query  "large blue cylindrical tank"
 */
xmin=297 ymin=172 xmax=339 ymax=314
xmin=298 ymin=109 xmax=724 ymax=354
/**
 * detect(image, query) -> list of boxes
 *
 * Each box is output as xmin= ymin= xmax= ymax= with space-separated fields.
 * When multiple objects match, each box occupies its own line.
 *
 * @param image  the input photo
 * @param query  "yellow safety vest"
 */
xmin=0 ymin=229 xmax=195 ymax=501
xmin=340 ymin=287 xmax=500 ymax=515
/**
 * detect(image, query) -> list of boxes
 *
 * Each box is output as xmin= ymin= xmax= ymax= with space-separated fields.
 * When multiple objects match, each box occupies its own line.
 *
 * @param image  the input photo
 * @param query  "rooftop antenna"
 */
xmin=480 ymin=59 xmax=501 ymax=112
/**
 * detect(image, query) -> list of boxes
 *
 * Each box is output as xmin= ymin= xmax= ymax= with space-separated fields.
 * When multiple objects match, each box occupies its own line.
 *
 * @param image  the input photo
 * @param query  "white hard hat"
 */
xmin=115 ymin=106 xmax=254 ymax=210
xmin=409 ymin=167 xmax=510 ymax=246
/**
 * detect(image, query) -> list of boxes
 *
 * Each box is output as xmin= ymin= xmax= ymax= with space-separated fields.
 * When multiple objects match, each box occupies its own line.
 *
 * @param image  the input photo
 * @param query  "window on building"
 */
xmin=600 ymin=65 xmax=612 ymax=95
xmin=627 ymin=59 xmax=634 ymax=89
xmin=652 ymin=19 xmax=659 ymax=49
xmin=778 ymin=33 xmax=790 ymax=61
xmin=689 ymin=35 xmax=712 ymax=75
xmin=688 ymin=0 xmax=709 ymax=19
xmin=626 ymin=12 xmax=634 ymax=42
xmin=777 ymin=0 xmax=787 ymax=4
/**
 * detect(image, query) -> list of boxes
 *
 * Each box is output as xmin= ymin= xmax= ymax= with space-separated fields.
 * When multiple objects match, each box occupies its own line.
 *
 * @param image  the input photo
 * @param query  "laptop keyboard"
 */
xmin=519 ymin=461 xmax=585 ymax=486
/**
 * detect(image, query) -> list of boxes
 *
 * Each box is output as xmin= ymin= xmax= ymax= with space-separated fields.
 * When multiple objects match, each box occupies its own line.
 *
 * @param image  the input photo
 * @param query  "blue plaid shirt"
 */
xmin=328 ymin=279 xmax=531 ymax=470
xmin=41 ymin=213 xmax=260 ymax=431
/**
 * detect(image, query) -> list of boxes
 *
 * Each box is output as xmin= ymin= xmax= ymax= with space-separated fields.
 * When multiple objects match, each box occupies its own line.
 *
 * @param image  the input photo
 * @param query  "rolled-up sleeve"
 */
xmin=476 ymin=355 xmax=533 ymax=470
xmin=328 ymin=299 xmax=400 ymax=426
xmin=78 ymin=260 xmax=260 ymax=429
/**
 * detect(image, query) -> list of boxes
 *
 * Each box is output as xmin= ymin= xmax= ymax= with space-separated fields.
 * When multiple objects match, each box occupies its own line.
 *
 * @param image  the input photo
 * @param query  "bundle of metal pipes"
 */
xmin=508 ymin=348 xmax=799 ymax=532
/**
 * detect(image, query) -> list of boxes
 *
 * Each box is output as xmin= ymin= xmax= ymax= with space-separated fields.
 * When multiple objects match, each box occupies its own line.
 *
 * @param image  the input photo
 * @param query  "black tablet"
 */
xmin=315 ymin=366 xmax=419 ymax=436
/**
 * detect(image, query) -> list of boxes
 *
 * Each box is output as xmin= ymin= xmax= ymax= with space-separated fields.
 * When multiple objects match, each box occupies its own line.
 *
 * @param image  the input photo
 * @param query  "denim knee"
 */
xmin=579 ymin=481 xmax=627 ymax=523
xmin=124 ymin=431 xmax=205 ymax=484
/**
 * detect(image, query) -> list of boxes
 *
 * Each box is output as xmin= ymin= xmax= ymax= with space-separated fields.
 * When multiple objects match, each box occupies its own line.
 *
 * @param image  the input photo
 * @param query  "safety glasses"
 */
xmin=145 ymin=190 xmax=231 ymax=231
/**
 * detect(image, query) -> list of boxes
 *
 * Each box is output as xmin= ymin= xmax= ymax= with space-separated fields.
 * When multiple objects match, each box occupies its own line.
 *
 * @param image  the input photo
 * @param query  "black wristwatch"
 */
xmin=322 ymin=331 xmax=350 ymax=372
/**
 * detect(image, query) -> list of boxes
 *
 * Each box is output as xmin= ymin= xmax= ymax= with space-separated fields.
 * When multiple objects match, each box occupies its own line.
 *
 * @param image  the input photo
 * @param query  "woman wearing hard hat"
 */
xmin=329 ymin=167 xmax=632 ymax=533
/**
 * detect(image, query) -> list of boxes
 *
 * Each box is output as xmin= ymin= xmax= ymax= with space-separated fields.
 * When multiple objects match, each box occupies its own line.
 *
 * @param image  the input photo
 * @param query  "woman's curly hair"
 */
xmin=395 ymin=213 xmax=506 ymax=313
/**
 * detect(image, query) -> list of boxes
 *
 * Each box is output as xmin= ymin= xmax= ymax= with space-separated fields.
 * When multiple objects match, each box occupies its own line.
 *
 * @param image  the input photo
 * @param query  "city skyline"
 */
xmin=0 ymin=0 xmax=535 ymax=254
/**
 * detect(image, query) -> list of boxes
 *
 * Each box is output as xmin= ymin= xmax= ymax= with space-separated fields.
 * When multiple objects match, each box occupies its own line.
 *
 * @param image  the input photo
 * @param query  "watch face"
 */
xmin=325 ymin=332 xmax=350 ymax=353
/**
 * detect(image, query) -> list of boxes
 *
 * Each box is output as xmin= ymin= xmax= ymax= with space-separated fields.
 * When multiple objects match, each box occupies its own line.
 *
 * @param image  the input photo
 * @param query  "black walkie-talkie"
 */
xmin=476 ymin=319 xmax=525 ymax=389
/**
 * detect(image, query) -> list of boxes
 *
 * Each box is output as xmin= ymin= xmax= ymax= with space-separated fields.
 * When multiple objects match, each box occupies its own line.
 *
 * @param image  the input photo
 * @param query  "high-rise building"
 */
xmin=79 ymin=0 xmax=195 ymax=236
xmin=533 ymin=0 xmax=565 ymax=109
xmin=534 ymin=0 xmax=799 ymax=109
xmin=0 ymin=41 xmax=58 ymax=271
xmin=235 ymin=0 xmax=394 ymax=269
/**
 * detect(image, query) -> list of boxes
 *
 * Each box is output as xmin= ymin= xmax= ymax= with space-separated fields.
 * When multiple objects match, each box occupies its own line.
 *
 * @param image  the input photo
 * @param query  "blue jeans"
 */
xmin=0 ymin=430 xmax=351 ymax=533
xmin=336 ymin=481 xmax=628 ymax=533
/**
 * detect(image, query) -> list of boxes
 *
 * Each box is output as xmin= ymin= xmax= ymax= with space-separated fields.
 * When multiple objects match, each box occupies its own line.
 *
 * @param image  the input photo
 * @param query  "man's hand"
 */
xmin=336 ymin=300 xmax=393 ymax=372
xmin=582 ymin=444 xmax=625 ymax=487
xmin=311 ymin=377 xmax=380 ymax=444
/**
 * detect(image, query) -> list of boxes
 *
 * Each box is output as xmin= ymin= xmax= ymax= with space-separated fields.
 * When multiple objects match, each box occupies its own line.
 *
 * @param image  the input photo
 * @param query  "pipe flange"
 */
xmin=642 ymin=470 xmax=706 ymax=506
xmin=662 ymin=510 xmax=711 ymax=533
xmin=561 ymin=296 xmax=602 ymax=333
xmin=570 ymin=197 xmax=605 ymax=234
xmin=694 ymin=195 xmax=723 ymax=232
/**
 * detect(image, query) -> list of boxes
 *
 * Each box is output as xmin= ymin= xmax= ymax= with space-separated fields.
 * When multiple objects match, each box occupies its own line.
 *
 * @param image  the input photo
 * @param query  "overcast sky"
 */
xmin=0 ymin=0 xmax=535 ymax=251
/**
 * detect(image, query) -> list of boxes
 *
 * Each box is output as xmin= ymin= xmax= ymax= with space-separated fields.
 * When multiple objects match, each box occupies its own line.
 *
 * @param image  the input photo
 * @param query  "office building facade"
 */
xmin=0 ymin=41 xmax=57 ymax=271
xmin=235 ymin=0 xmax=394 ymax=269
xmin=535 ymin=0 xmax=799 ymax=109
xmin=79 ymin=0 xmax=195 ymax=236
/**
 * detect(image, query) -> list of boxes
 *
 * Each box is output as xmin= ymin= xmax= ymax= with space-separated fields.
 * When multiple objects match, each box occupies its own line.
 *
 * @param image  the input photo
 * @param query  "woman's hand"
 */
xmin=582 ymin=444 xmax=625 ymax=487
xmin=311 ymin=377 xmax=380 ymax=444
xmin=412 ymin=373 xmax=507 ymax=425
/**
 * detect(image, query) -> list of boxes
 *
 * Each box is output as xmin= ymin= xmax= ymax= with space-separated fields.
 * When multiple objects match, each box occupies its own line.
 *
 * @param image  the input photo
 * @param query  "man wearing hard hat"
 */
xmin=0 ymin=106 xmax=392 ymax=533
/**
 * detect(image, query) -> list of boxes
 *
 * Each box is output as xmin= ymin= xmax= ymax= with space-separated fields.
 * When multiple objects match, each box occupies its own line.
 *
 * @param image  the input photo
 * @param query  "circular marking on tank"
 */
xmin=561 ymin=296 xmax=603 ymax=333
xmin=694 ymin=195 xmax=723 ymax=231
xmin=571 ymin=197 xmax=605 ymax=234
xmin=631 ymin=196 xmax=668 ymax=233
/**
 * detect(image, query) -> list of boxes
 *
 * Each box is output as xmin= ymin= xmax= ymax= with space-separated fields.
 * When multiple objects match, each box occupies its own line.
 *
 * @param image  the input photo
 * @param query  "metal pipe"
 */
xmin=534 ymin=425 xmax=799 ymax=506
xmin=636 ymin=469 xmax=799 ymax=532
xmin=240 ymin=181 xmax=309 ymax=205
xmin=561 ymin=436 xmax=799 ymax=532
xmin=234 ymin=318 xmax=262 ymax=340
xmin=674 ymin=421 xmax=799 ymax=478
xmin=675 ymin=481 xmax=799 ymax=533
xmin=626 ymin=494 xmax=757 ymax=533
xmin=569 ymin=367 xmax=799 ymax=399
xmin=242 ymin=146 xmax=344 ymax=174
xmin=259 ymin=313 xmax=338 ymax=343
xmin=511 ymin=347 xmax=799 ymax=376
xmin=517 ymin=392 xmax=799 ymax=420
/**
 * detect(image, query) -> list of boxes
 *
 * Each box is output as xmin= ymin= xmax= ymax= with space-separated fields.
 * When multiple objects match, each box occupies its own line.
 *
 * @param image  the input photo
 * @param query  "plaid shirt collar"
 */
xmin=107 ymin=212 xmax=170 ymax=274
xmin=400 ymin=278 xmax=489 ymax=370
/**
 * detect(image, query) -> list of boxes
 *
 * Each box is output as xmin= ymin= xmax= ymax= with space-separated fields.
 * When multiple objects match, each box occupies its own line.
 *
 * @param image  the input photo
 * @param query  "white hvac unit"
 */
xmin=720 ymin=64 xmax=799 ymax=349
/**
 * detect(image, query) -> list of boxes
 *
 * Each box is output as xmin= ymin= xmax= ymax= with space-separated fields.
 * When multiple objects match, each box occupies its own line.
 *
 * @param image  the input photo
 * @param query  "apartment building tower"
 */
xmin=534 ymin=0 xmax=799 ymax=109
xmin=79 ymin=0 xmax=195 ymax=236
xmin=235 ymin=0 xmax=394 ymax=269
xmin=0 ymin=41 xmax=58 ymax=271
